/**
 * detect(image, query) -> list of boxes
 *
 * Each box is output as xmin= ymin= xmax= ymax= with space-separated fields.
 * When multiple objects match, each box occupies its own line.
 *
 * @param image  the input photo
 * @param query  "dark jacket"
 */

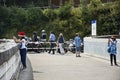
xmin=58 ymin=36 xmax=64 ymax=43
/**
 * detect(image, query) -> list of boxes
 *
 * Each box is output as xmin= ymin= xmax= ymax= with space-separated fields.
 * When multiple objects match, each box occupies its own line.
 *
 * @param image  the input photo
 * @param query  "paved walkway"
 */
xmin=19 ymin=52 xmax=120 ymax=80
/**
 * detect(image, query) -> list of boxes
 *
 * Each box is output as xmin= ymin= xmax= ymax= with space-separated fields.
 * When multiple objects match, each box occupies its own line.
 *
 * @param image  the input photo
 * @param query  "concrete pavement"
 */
xmin=19 ymin=52 xmax=120 ymax=80
xmin=18 ymin=58 xmax=33 ymax=80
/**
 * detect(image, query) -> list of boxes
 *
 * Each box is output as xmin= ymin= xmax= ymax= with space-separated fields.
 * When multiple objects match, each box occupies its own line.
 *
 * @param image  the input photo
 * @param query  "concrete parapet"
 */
xmin=0 ymin=39 xmax=21 ymax=80
xmin=84 ymin=37 xmax=120 ymax=62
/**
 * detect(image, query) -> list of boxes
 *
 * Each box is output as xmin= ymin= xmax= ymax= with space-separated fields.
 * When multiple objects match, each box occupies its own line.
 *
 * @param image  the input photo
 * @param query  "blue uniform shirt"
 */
xmin=49 ymin=33 xmax=56 ymax=41
xmin=74 ymin=36 xmax=81 ymax=47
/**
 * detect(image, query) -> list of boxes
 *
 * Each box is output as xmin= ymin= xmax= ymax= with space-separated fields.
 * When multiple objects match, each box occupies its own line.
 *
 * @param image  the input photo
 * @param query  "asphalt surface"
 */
xmin=18 ymin=58 xmax=33 ymax=80
xmin=19 ymin=52 xmax=120 ymax=80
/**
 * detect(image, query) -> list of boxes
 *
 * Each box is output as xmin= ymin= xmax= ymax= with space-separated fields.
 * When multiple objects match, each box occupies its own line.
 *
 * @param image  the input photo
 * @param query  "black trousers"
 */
xmin=20 ymin=49 xmax=27 ymax=68
xmin=48 ymin=42 xmax=55 ymax=54
xmin=110 ymin=54 xmax=117 ymax=65
xmin=42 ymin=42 xmax=47 ymax=52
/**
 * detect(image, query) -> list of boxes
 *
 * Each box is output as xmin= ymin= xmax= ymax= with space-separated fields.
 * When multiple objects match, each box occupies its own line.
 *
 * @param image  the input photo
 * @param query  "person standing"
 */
xmin=57 ymin=33 xmax=65 ymax=54
xmin=48 ymin=31 xmax=56 ymax=54
xmin=41 ymin=30 xmax=47 ymax=42
xmin=41 ymin=30 xmax=47 ymax=52
xmin=13 ymin=32 xmax=27 ymax=70
xmin=32 ymin=31 xmax=38 ymax=42
xmin=32 ymin=31 xmax=39 ymax=52
xmin=108 ymin=36 xmax=118 ymax=66
xmin=74 ymin=33 xmax=81 ymax=57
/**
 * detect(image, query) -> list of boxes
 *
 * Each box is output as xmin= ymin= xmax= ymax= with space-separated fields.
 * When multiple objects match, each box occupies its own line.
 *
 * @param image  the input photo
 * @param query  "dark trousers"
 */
xmin=20 ymin=49 xmax=27 ymax=68
xmin=48 ymin=42 xmax=55 ymax=54
xmin=42 ymin=42 xmax=47 ymax=52
xmin=110 ymin=54 xmax=117 ymax=65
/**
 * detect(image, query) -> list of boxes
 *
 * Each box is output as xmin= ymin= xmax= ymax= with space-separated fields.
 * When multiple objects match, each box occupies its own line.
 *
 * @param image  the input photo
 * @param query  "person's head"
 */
xmin=42 ymin=30 xmax=45 ymax=33
xmin=33 ymin=31 xmax=37 ymax=35
xmin=50 ymin=31 xmax=54 ymax=34
xmin=111 ymin=35 xmax=116 ymax=41
xmin=18 ymin=31 xmax=25 ymax=38
xmin=76 ymin=33 xmax=79 ymax=36
xmin=59 ymin=33 xmax=63 ymax=37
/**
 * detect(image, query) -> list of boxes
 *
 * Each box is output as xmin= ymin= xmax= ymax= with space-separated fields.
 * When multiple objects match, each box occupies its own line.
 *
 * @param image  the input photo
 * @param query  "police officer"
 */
xmin=41 ymin=30 xmax=47 ymax=42
xmin=41 ymin=30 xmax=47 ymax=52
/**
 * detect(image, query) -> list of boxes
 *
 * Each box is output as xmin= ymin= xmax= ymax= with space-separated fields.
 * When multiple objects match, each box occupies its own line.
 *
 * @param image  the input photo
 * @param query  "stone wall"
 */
xmin=84 ymin=37 xmax=120 ymax=62
xmin=0 ymin=39 xmax=21 ymax=80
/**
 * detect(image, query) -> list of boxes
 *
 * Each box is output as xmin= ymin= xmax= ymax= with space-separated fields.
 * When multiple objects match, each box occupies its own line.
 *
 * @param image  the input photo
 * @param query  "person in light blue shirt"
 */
xmin=74 ymin=33 xmax=81 ymax=57
xmin=49 ymin=33 xmax=56 ymax=41
xmin=48 ymin=31 xmax=56 ymax=54
xmin=108 ymin=36 xmax=118 ymax=66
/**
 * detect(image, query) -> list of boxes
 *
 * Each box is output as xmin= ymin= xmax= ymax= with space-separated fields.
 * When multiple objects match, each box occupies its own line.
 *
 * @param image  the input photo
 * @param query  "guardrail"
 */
xmin=27 ymin=41 xmax=57 ymax=50
xmin=26 ymin=41 xmax=84 ymax=53
xmin=0 ymin=40 xmax=21 ymax=80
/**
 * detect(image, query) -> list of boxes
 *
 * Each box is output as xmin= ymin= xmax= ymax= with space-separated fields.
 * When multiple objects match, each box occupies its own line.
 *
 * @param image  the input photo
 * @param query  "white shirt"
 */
xmin=20 ymin=39 xmax=27 ymax=49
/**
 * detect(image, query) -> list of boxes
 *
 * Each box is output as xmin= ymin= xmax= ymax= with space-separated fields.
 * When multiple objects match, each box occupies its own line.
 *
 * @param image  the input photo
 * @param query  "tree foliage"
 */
xmin=0 ymin=0 xmax=120 ymax=40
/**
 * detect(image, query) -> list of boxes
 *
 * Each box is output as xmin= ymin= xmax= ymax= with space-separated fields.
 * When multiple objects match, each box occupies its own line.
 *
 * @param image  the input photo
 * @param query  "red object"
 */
xmin=18 ymin=32 xmax=25 ymax=35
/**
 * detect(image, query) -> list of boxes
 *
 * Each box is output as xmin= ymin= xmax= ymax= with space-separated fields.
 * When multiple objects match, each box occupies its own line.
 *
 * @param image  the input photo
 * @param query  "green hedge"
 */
xmin=0 ymin=0 xmax=120 ymax=40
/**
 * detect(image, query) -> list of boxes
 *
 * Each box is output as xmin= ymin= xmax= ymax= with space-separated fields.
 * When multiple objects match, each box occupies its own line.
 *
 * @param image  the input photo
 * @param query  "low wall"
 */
xmin=84 ymin=37 xmax=120 ymax=62
xmin=0 ymin=39 xmax=21 ymax=80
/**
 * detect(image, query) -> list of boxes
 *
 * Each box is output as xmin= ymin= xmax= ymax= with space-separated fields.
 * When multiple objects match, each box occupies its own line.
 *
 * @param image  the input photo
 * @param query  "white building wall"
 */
xmin=84 ymin=37 xmax=120 ymax=62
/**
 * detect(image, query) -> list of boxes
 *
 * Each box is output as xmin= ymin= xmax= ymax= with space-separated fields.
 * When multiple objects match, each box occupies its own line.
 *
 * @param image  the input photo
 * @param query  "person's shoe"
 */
xmin=111 ymin=64 xmax=113 ymax=66
xmin=21 ymin=66 xmax=26 ymax=71
xmin=53 ymin=51 xmax=55 ymax=54
xmin=78 ymin=55 xmax=81 ymax=57
xmin=115 ymin=64 xmax=119 ymax=66
xmin=76 ymin=55 xmax=78 ymax=57
xmin=76 ymin=55 xmax=81 ymax=57
xmin=61 ymin=53 xmax=64 ymax=55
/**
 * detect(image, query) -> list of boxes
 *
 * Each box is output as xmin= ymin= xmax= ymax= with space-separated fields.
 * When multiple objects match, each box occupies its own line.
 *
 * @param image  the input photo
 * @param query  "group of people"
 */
xmin=47 ymin=31 xmax=82 ymax=57
xmin=13 ymin=30 xmax=82 ymax=69
xmin=32 ymin=30 xmax=82 ymax=56
xmin=12 ymin=30 xmax=118 ymax=70
xmin=32 ymin=30 xmax=47 ymax=42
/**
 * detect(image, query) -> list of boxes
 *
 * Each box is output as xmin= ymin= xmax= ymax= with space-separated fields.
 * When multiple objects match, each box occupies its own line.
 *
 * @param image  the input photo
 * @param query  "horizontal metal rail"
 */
xmin=27 ymin=41 xmax=75 ymax=50
xmin=28 ymin=41 xmax=57 ymax=44
xmin=27 ymin=47 xmax=72 ymax=49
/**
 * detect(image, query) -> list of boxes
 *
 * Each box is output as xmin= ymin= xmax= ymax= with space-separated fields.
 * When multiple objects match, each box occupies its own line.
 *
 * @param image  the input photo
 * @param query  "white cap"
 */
xmin=42 ymin=30 xmax=45 ymax=32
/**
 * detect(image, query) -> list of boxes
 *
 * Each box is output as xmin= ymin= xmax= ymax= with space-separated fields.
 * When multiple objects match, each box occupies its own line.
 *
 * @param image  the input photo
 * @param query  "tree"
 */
xmin=0 ymin=6 xmax=11 ymax=38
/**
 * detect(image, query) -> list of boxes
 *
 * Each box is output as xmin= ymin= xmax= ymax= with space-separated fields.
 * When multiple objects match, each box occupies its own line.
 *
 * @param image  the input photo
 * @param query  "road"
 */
xmin=19 ymin=52 xmax=120 ymax=80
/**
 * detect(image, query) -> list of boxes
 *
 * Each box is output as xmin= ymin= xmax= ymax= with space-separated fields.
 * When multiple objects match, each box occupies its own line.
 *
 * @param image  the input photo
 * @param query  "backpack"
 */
xmin=107 ymin=46 xmax=111 ymax=53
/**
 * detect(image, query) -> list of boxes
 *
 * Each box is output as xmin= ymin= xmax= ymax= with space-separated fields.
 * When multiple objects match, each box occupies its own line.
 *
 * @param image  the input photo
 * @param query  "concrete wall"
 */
xmin=0 ymin=40 xmax=21 ymax=80
xmin=84 ymin=37 xmax=120 ymax=62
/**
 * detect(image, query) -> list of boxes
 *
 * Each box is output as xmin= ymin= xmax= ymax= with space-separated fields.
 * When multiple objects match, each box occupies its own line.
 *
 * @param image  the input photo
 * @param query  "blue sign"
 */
xmin=92 ymin=20 xmax=96 ymax=24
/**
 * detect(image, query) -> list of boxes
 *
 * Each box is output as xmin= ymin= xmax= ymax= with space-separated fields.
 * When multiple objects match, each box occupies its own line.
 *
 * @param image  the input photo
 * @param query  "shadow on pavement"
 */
xmin=18 ymin=58 xmax=34 ymax=80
